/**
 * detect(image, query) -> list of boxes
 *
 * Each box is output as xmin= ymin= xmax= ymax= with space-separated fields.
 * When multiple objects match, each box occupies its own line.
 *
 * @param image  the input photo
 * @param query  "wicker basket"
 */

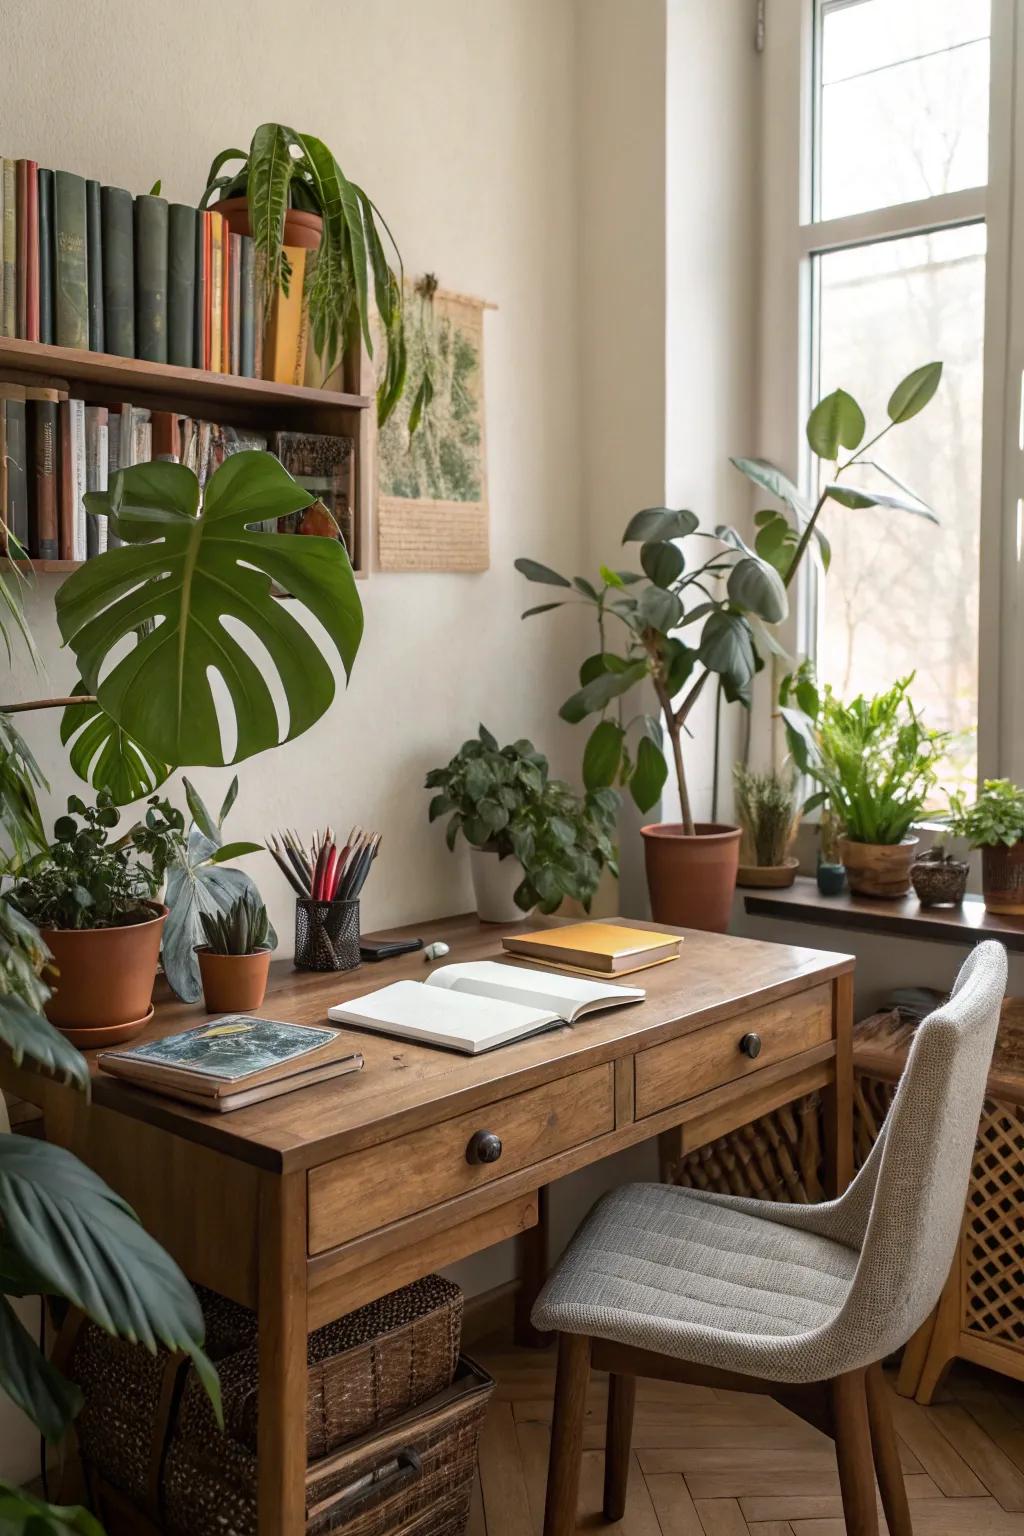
xmin=163 ymin=1356 xmax=493 ymax=1536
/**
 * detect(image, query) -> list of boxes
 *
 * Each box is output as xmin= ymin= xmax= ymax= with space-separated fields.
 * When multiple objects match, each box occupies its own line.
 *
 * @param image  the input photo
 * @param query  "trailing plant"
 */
xmin=733 ymin=765 xmax=798 ymax=867
xmin=201 ymin=125 xmax=407 ymax=421
xmin=785 ymin=674 xmax=948 ymax=846
xmin=425 ymin=725 xmax=618 ymax=912
xmin=945 ymin=779 xmax=1024 ymax=849
xmin=199 ymin=891 xmax=272 ymax=955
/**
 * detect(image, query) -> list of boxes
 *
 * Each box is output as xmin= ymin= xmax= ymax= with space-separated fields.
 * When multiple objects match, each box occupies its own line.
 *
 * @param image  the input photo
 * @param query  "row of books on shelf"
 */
xmin=0 ymin=158 xmax=281 ymax=378
xmin=0 ymin=381 xmax=355 ymax=562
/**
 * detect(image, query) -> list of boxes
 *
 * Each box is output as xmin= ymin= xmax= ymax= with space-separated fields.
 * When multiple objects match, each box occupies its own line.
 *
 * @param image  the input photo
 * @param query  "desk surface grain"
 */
xmin=77 ymin=914 xmax=853 ymax=1172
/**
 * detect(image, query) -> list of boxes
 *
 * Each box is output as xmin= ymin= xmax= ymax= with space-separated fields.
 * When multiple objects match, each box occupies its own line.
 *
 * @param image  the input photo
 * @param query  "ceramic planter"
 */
xmin=736 ymin=857 xmax=799 ymax=890
xmin=196 ymin=947 xmax=272 ymax=1012
xmin=469 ymin=848 xmax=528 ymax=924
xmin=640 ymin=823 xmax=742 ymax=933
xmin=817 ymin=862 xmax=847 ymax=896
xmin=839 ymin=836 xmax=919 ymax=899
xmin=981 ymin=841 xmax=1024 ymax=915
xmin=40 ymin=902 xmax=167 ymax=1045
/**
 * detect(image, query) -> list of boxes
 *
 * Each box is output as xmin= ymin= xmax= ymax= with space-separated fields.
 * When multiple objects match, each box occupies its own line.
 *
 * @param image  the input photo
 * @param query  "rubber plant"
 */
xmin=201 ymin=124 xmax=407 ymax=423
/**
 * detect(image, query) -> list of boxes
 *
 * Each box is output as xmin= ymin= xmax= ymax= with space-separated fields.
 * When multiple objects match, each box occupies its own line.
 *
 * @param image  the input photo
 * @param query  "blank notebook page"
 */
xmin=328 ymin=978 xmax=554 ymax=1050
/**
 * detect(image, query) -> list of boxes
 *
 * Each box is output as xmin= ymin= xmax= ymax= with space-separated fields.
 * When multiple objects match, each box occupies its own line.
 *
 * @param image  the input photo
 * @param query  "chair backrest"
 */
xmin=834 ymin=940 xmax=1007 ymax=1368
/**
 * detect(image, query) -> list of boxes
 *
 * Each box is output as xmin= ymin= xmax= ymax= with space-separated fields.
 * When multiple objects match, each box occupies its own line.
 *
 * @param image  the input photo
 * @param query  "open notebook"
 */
xmin=327 ymin=961 xmax=645 ymax=1054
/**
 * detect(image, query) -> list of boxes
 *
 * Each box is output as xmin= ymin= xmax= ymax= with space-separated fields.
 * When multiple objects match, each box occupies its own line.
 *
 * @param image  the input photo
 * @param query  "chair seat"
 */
xmin=532 ymin=1182 xmax=860 ymax=1383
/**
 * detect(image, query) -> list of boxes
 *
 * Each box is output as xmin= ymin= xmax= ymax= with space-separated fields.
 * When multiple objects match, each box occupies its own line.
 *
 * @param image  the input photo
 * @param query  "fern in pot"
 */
xmin=733 ymin=766 xmax=800 ymax=888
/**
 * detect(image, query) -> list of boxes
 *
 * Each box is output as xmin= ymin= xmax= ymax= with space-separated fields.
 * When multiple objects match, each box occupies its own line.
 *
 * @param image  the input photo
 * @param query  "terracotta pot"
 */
xmin=839 ymin=836 xmax=919 ymax=899
xmin=211 ymin=196 xmax=323 ymax=250
xmin=41 ymin=902 xmax=167 ymax=1034
xmin=640 ymin=823 xmax=741 ymax=933
xmin=469 ymin=848 xmax=529 ymax=924
xmin=196 ymin=947 xmax=272 ymax=1013
xmin=981 ymin=841 xmax=1024 ymax=915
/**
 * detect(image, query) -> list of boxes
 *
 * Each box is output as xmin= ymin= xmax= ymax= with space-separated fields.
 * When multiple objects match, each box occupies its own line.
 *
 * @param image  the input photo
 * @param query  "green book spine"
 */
xmin=101 ymin=185 xmax=134 ymax=357
xmin=37 ymin=168 xmax=54 ymax=344
xmin=86 ymin=179 xmax=103 ymax=352
xmin=239 ymin=236 xmax=256 ymax=377
xmin=134 ymin=194 xmax=168 ymax=363
xmin=53 ymin=170 xmax=88 ymax=348
xmin=1 ymin=160 xmax=15 ymax=338
xmin=167 ymin=203 xmax=196 ymax=368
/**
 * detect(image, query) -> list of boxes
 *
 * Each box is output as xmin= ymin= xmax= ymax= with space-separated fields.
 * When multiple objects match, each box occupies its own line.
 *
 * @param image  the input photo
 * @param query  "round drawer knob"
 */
xmin=739 ymin=1032 xmax=762 ymax=1060
xmin=466 ymin=1130 xmax=503 ymax=1165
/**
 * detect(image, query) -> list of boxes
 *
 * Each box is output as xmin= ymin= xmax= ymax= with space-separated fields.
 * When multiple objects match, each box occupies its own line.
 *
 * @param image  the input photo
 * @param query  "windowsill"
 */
xmin=743 ymin=876 xmax=1024 ymax=952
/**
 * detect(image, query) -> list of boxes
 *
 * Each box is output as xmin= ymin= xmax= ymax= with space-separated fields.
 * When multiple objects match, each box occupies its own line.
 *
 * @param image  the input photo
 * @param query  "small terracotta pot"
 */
xmin=196 ymin=947 xmax=272 ymax=1013
xmin=839 ymin=836 xmax=919 ymax=899
xmin=41 ymin=902 xmax=167 ymax=1034
xmin=211 ymin=197 xmax=323 ymax=250
xmin=981 ymin=841 xmax=1024 ymax=915
xmin=640 ymin=823 xmax=742 ymax=933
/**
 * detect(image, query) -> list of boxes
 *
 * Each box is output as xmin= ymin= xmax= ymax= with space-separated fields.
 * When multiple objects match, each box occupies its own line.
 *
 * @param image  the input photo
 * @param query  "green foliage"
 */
xmin=0 ymin=897 xmax=88 ymax=1091
xmin=733 ymin=766 xmax=798 ymax=868
xmin=791 ymin=675 xmax=948 ymax=846
xmin=199 ymin=891 xmax=272 ymax=955
xmin=0 ymin=714 xmax=47 ymax=874
xmin=56 ymin=453 xmax=364 ymax=769
xmin=945 ymin=779 xmax=1024 ymax=849
xmin=60 ymin=680 xmax=169 ymax=807
xmin=200 ymin=126 xmax=406 ymax=422
xmin=425 ymin=726 xmax=618 ymax=912
xmin=0 ymin=1480 xmax=104 ymax=1535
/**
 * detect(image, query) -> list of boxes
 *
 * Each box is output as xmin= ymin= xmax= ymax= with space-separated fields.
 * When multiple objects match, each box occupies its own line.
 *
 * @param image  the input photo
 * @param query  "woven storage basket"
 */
xmin=163 ymin=1356 xmax=493 ymax=1536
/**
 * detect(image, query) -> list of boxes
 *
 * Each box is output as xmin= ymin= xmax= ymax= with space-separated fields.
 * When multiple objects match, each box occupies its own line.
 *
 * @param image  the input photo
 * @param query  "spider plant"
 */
xmin=733 ymin=765 xmax=799 ymax=867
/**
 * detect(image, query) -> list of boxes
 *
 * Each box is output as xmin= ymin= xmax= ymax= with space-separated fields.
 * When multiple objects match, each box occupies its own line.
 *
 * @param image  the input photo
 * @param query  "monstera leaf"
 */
xmin=161 ymin=778 xmax=272 ymax=1004
xmin=55 ymin=453 xmax=364 ymax=768
xmin=0 ymin=1481 xmax=104 ymax=1535
xmin=60 ymin=682 xmax=170 ymax=806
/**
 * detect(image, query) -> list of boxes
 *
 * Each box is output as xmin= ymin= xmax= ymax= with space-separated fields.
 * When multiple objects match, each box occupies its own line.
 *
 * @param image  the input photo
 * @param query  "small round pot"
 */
xmin=736 ymin=857 xmax=799 ymax=890
xmin=911 ymin=855 xmax=968 ymax=908
xmin=211 ymin=197 xmax=323 ymax=250
xmin=817 ymin=862 xmax=847 ymax=896
xmin=839 ymin=836 xmax=919 ymax=899
xmin=469 ymin=848 xmax=528 ymax=924
xmin=981 ymin=841 xmax=1024 ymax=915
xmin=640 ymin=823 xmax=742 ymax=933
xmin=41 ymin=902 xmax=167 ymax=1036
xmin=196 ymin=947 xmax=272 ymax=1013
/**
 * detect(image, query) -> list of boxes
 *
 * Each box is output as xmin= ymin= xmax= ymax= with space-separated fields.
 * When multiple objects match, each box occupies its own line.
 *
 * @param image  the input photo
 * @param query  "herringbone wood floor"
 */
xmin=467 ymin=1339 xmax=1024 ymax=1536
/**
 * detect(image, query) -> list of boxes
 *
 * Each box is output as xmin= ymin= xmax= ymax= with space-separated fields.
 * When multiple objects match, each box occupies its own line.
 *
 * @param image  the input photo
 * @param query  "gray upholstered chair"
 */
xmin=532 ymin=940 xmax=1008 ymax=1536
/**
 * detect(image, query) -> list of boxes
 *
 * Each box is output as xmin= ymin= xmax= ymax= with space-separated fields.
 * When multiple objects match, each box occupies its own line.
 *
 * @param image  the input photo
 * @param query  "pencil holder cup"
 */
xmin=294 ymin=898 xmax=360 ymax=972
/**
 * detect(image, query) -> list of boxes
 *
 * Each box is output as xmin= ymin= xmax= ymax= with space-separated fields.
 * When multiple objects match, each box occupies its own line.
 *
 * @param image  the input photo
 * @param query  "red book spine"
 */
xmin=23 ymin=162 xmax=38 ymax=342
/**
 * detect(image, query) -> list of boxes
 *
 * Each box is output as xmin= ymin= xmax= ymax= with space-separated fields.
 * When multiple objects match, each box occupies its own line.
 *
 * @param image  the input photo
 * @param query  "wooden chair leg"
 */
xmin=866 ymin=1363 xmax=913 ymax=1536
xmin=895 ymin=1313 xmax=935 ymax=1398
xmin=543 ymin=1332 xmax=591 ymax=1536
xmin=603 ymin=1372 xmax=636 ymax=1521
xmin=831 ymin=1368 xmax=879 ymax=1536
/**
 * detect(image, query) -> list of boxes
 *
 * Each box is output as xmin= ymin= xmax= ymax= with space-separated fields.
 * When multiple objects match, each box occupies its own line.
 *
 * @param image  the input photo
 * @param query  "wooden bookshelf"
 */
xmin=0 ymin=337 xmax=374 ymax=576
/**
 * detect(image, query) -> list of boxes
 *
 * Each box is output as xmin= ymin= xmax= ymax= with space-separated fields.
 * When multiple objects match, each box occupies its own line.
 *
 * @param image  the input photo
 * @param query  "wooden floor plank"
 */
xmin=747 ymin=1524 xmax=794 ymax=1536
xmin=693 ymin=1497 xmax=751 ymax=1536
xmin=789 ymin=1498 xmax=1024 ymax=1536
xmin=927 ymin=1402 xmax=1024 ymax=1509
xmin=577 ymin=1447 xmax=662 ymax=1534
xmin=515 ymin=1419 xmax=550 ymax=1536
xmin=467 ymin=1471 xmax=487 ymax=1536
xmin=739 ymin=1475 xmax=941 ymax=1523
xmin=478 ymin=1399 xmax=535 ymax=1536
xmin=646 ymin=1473 xmax=705 ymax=1536
xmin=886 ymin=1392 xmax=989 ymax=1497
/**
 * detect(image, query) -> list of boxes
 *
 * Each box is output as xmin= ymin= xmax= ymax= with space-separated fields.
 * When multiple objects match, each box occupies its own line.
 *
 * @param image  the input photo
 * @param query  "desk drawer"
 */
xmin=634 ymin=983 xmax=833 ymax=1120
xmin=307 ymin=1062 xmax=615 ymax=1255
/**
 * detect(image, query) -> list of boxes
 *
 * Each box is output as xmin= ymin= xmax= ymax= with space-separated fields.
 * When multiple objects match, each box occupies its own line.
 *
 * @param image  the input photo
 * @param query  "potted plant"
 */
xmin=733 ymin=766 xmax=799 ymax=888
xmin=201 ymin=125 xmax=406 ymax=415
xmin=7 ymin=791 xmax=184 ymax=1044
xmin=785 ymin=675 xmax=948 ymax=899
xmin=425 ymin=726 xmax=618 ymax=922
xmin=817 ymin=804 xmax=846 ymax=895
xmin=945 ymin=778 xmax=1024 ymax=913
xmin=196 ymin=891 xmax=275 ymax=1011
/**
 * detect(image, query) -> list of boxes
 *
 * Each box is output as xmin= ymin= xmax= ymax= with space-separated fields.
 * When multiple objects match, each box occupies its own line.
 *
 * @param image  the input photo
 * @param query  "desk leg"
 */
xmin=823 ymin=972 xmax=854 ymax=1198
xmin=258 ymin=1170 xmax=308 ymax=1536
xmin=515 ymin=1185 xmax=553 ymax=1348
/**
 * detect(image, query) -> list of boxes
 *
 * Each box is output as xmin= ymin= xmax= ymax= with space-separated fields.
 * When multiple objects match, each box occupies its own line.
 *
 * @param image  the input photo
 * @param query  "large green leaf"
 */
xmin=0 ymin=1481 xmax=104 ymax=1536
xmin=824 ymin=482 xmax=937 ymax=521
xmin=295 ymin=133 xmax=367 ymax=374
xmin=622 ymin=508 xmax=699 ymax=544
xmin=727 ymin=555 xmax=788 ymax=624
xmin=55 ymin=454 xmax=364 ymax=768
xmin=0 ymin=714 xmax=47 ymax=873
xmin=514 ymin=557 xmax=571 ymax=588
xmin=247 ymin=123 xmax=297 ymax=298
xmin=806 ymin=388 xmax=865 ymax=460
xmin=640 ymin=540 xmax=685 ymax=587
xmin=636 ymin=585 xmax=684 ymax=634
xmin=629 ymin=735 xmax=668 ymax=813
xmin=0 ymin=1137 xmax=220 ymax=1423
xmin=582 ymin=721 xmax=624 ymax=791
xmin=0 ymin=1294 xmax=82 ymax=1441
xmin=0 ymin=993 xmax=89 ymax=1092
xmin=887 ymin=361 xmax=942 ymax=423
xmin=60 ymin=684 xmax=169 ymax=806
xmin=560 ymin=661 xmax=648 ymax=724
xmin=729 ymin=457 xmax=811 ymax=516
xmin=698 ymin=610 xmax=756 ymax=690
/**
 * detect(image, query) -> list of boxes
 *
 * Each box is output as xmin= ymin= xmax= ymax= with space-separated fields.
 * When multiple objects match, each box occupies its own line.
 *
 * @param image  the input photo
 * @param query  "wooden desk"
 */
xmin=1 ymin=914 xmax=854 ymax=1535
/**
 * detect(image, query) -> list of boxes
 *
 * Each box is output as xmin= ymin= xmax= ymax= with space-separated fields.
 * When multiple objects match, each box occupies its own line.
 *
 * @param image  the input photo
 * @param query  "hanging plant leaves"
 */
xmin=55 ymin=453 xmax=364 ymax=769
xmin=60 ymin=684 xmax=169 ymax=806
xmin=0 ymin=1482 xmax=104 ymax=1535
xmin=0 ymin=992 xmax=89 ymax=1093
xmin=0 ymin=1293 xmax=83 ymax=1441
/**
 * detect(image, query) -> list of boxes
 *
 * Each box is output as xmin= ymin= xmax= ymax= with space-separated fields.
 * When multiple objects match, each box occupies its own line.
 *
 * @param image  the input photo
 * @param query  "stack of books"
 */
xmin=0 ymin=157 xmax=265 ymax=377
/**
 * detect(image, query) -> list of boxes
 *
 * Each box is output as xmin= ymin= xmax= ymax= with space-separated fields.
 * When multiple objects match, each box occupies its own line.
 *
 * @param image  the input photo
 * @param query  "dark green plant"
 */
xmin=785 ymin=674 xmax=948 ymax=846
xmin=199 ymin=891 xmax=272 ymax=955
xmin=945 ymin=779 xmax=1024 ymax=848
xmin=425 ymin=725 xmax=618 ymax=913
xmin=200 ymin=125 xmax=407 ymax=421
xmin=733 ymin=765 xmax=798 ymax=867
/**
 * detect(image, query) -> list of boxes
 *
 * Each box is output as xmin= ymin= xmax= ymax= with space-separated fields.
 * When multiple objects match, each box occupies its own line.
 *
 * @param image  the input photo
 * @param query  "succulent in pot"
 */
xmin=196 ymin=891 xmax=275 ymax=1013
xmin=945 ymin=778 xmax=1024 ymax=914
xmin=733 ymin=765 xmax=800 ymax=889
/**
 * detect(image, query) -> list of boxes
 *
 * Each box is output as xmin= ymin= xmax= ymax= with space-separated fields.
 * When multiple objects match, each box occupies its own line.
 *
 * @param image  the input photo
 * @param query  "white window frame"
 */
xmin=754 ymin=0 xmax=1024 ymax=787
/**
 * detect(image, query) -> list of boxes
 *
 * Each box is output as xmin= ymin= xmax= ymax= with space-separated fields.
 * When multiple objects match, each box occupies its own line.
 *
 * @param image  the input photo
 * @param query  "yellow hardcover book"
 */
xmin=209 ymin=212 xmax=224 ymax=373
xmin=501 ymin=920 xmax=681 ymax=974
xmin=263 ymin=245 xmax=307 ymax=385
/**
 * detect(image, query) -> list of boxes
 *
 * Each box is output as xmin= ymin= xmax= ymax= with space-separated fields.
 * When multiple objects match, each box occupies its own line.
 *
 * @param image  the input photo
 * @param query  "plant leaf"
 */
xmin=514 ymin=558 xmax=571 ymax=587
xmin=0 ymin=1294 xmax=83 ymax=1441
xmin=729 ymin=457 xmax=811 ymax=516
xmin=824 ymin=482 xmax=937 ymax=521
xmin=56 ymin=454 xmax=364 ymax=768
xmin=629 ymin=735 xmax=668 ymax=813
xmin=698 ymin=610 xmax=756 ymax=690
xmin=887 ymin=361 xmax=942 ymax=423
xmin=727 ymin=555 xmax=788 ymax=624
xmin=560 ymin=661 xmax=648 ymax=724
xmin=806 ymin=388 xmax=865 ymax=459
xmin=636 ymin=585 xmax=684 ymax=633
xmin=60 ymin=685 xmax=170 ymax=806
xmin=162 ymin=825 xmax=276 ymax=1003
xmin=247 ymin=123 xmax=296 ymax=299
xmin=206 ymin=840 xmax=263 ymax=865
xmin=582 ymin=720 xmax=624 ymax=791
xmin=521 ymin=602 xmax=566 ymax=618
xmin=640 ymin=540 xmax=685 ymax=587
xmin=622 ymin=507 xmax=699 ymax=544
xmin=0 ymin=1480 xmax=105 ymax=1535
xmin=0 ymin=992 xmax=89 ymax=1092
